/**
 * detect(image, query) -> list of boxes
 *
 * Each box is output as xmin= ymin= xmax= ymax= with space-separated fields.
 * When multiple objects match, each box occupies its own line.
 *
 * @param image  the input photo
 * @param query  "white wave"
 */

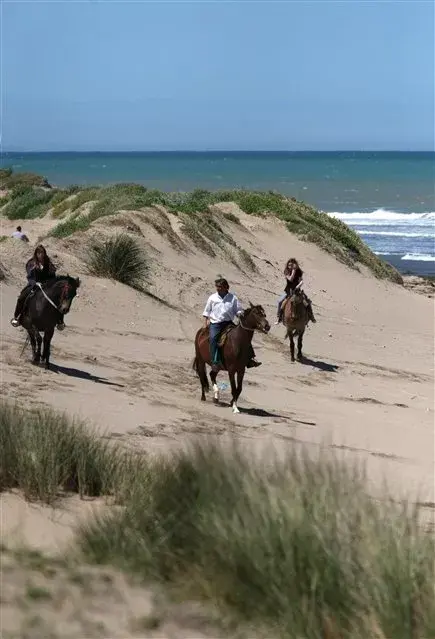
xmin=401 ymin=253 xmax=435 ymax=262
xmin=357 ymin=230 xmax=435 ymax=238
xmin=328 ymin=208 xmax=435 ymax=226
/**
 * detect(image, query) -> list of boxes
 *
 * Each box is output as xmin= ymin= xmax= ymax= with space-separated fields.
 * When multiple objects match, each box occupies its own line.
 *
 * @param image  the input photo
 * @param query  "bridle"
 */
xmin=239 ymin=310 xmax=269 ymax=334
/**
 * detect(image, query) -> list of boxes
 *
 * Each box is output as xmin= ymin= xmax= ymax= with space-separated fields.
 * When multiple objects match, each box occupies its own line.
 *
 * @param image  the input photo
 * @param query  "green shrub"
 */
xmin=49 ymin=215 xmax=91 ymax=238
xmin=2 ymin=187 xmax=57 ymax=220
xmin=0 ymin=168 xmax=51 ymax=189
xmin=0 ymin=402 xmax=144 ymax=504
xmin=79 ymin=440 xmax=435 ymax=638
xmin=2 ymin=169 xmax=402 ymax=283
xmin=85 ymin=233 xmax=149 ymax=289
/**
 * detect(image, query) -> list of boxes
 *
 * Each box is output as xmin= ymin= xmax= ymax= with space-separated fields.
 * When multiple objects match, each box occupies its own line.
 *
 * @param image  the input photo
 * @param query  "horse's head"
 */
xmin=241 ymin=302 xmax=271 ymax=334
xmin=57 ymin=275 xmax=81 ymax=314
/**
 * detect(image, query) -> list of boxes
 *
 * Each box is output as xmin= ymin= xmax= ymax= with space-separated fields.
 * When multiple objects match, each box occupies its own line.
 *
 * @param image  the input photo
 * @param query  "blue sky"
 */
xmin=2 ymin=0 xmax=434 ymax=151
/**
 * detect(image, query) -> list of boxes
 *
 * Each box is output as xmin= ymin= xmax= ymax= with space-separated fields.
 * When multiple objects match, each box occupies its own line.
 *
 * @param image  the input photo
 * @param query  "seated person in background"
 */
xmin=11 ymin=225 xmax=29 ymax=242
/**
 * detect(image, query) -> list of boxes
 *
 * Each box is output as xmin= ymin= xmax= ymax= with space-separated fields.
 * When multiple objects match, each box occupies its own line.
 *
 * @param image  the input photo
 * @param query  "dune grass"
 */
xmin=0 ymin=167 xmax=51 ymax=190
xmin=78 ymin=439 xmax=435 ymax=639
xmin=52 ymin=187 xmax=402 ymax=282
xmin=0 ymin=402 xmax=146 ymax=505
xmin=85 ymin=232 xmax=149 ymax=289
xmin=2 ymin=169 xmax=402 ymax=283
xmin=1 ymin=399 xmax=433 ymax=636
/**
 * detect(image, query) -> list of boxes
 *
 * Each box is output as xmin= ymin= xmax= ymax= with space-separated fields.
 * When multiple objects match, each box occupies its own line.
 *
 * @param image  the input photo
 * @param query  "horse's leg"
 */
xmin=228 ymin=371 xmax=239 ymax=414
xmin=27 ymin=329 xmax=38 ymax=364
xmin=42 ymin=327 xmax=55 ymax=370
xmin=209 ymin=369 xmax=220 ymax=404
xmin=35 ymin=330 xmax=42 ymax=364
xmin=297 ymin=330 xmax=304 ymax=361
xmin=289 ymin=331 xmax=295 ymax=362
xmin=195 ymin=355 xmax=209 ymax=401
xmin=232 ymin=368 xmax=245 ymax=414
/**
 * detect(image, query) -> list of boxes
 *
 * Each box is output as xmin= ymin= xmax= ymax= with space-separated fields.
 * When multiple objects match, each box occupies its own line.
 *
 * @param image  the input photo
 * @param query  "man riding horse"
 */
xmin=202 ymin=276 xmax=261 ymax=371
xmin=10 ymin=245 xmax=66 ymax=331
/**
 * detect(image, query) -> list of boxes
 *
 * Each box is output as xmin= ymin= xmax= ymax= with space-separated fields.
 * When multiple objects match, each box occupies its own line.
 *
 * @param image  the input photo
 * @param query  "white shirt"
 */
xmin=203 ymin=292 xmax=243 ymax=324
xmin=11 ymin=230 xmax=25 ymax=239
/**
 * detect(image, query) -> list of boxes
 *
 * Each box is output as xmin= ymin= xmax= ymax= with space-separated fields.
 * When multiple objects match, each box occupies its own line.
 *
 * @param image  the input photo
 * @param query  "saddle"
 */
xmin=282 ymin=291 xmax=307 ymax=322
xmin=218 ymin=324 xmax=235 ymax=347
xmin=201 ymin=323 xmax=235 ymax=347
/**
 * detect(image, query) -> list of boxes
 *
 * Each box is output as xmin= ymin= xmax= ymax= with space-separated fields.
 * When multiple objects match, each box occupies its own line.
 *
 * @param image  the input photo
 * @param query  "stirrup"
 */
xmin=10 ymin=318 xmax=20 ymax=327
xmin=57 ymin=322 xmax=65 ymax=331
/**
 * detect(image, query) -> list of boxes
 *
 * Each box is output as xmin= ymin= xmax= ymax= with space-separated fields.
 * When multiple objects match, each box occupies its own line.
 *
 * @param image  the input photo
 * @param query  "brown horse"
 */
xmin=193 ymin=304 xmax=270 ymax=414
xmin=282 ymin=288 xmax=310 ymax=362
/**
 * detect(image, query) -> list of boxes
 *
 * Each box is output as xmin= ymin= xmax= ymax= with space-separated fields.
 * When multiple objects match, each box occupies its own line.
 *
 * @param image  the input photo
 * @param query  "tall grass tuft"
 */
xmin=79 ymin=440 xmax=435 ymax=639
xmin=85 ymin=232 xmax=149 ymax=290
xmin=0 ymin=402 xmax=145 ymax=504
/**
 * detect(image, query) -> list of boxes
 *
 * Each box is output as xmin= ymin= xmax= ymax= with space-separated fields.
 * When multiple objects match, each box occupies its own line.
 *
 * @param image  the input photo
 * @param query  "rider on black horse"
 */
xmin=10 ymin=244 xmax=65 ymax=331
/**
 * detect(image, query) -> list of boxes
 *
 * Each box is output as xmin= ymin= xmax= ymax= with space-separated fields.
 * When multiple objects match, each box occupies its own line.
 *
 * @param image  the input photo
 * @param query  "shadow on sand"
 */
xmin=49 ymin=363 xmax=125 ymax=388
xmin=215 ymin=402 xmax=285 ymax=419
xmin=298 ymin=356 xmax=339 ymax=373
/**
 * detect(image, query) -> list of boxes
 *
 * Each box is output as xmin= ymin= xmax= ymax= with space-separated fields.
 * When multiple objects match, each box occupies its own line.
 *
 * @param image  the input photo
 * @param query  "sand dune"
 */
xmin=1 ymin=204 xmax=434 ymax=548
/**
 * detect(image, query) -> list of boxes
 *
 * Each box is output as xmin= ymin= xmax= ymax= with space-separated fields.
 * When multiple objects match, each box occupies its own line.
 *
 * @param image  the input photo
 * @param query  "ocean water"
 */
xmin=2 ymin=151 xmax=434 ymax=275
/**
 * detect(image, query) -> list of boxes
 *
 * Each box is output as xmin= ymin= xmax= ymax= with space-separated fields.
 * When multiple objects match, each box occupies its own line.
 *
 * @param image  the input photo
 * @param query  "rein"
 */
xmin=36 ymin=283 xmax=59 ymax=310
xmin=35 ymin=281 xmax=69 ymax=313
xmin=238 ymin=317 xmax=256 ymax=332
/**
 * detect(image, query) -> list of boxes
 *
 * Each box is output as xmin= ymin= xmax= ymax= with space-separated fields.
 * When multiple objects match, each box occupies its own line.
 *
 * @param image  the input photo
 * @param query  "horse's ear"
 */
xmin=75 ymin=277 xmax=81 ymax=288
xmin=248 ymin=300 xmax=254 ymax=308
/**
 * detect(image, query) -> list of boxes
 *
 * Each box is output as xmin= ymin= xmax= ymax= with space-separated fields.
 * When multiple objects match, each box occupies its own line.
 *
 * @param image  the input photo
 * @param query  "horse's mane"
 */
xmin=240 ymin=304 xmax=263 ymax=320
xmin=48 ymin=274 xmax=80 ymax=287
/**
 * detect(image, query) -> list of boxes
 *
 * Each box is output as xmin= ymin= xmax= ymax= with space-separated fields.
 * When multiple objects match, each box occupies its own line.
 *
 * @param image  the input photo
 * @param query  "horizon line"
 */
xmin=2 ymin=149 xmax=434 ymax=154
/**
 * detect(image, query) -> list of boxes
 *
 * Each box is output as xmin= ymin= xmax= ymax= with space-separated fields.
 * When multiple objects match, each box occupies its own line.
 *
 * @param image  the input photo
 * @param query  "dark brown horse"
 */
xmin=282 ymin=288 xmax=310 ymax=361
xmin=193 ymin=303 xmax=270 ymax=414
xmin=20 ymin=275 xmax=80 ymax=369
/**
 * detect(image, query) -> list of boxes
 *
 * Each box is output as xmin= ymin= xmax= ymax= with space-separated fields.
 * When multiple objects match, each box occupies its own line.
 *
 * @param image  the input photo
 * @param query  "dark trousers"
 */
xmin=14 ymin=283 xmax=35 ymax=318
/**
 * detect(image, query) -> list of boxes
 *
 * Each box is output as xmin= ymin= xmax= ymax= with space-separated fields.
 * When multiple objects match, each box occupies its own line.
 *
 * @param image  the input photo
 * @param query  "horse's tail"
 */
xmin=191 ymin=355 xmax=198 ymax=373
xmin=192 ymin=339 xmax=210 ymax=392
xmin=20 ymin=335 xmax=30 ymax=357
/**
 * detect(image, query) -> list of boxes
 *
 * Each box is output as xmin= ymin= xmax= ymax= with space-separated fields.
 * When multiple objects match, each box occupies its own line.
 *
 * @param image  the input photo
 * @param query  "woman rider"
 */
xmin=10 ymin=244 xmax=65 ymax=330
xmin=276 ymin=258 xmax=316 ymax=324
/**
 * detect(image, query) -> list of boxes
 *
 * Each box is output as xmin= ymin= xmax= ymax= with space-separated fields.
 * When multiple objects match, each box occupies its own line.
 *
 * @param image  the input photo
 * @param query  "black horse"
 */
xmin=19 ymin=275 xmax=80 ymax=369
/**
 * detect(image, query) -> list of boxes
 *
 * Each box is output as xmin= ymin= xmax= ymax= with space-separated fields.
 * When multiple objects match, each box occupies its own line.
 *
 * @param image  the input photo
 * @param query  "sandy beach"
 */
xmin=1 ymin=203 xmax=434 ymax=549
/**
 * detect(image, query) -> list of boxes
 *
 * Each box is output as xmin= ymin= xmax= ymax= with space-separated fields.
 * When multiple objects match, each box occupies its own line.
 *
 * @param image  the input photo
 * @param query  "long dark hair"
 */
xmin=284 ymin=258 xmax=301 ymax=275
xmin=32 ymin=245 xmax=50 ymax=268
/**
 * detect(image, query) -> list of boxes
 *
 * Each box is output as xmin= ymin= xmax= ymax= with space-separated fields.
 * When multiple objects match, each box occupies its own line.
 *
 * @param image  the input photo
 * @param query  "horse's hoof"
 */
xmin=201 ymin=397 xmax=206 ymax=402
xmin=297 ymin=355 xmax=303 ymax=362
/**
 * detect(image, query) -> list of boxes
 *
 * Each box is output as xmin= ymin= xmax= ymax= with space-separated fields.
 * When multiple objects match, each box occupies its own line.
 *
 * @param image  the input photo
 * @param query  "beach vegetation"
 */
xmin=0 ymin=402 xmax=144 ymax=505
xmin=1 ymin=168 xmax=402 ymax=283
xmin=0 ymin=167 xmax=51 ymax=190
xmin=79 ymin=439 xmax=434 ymax=639
xmin=1 ymin=399 xmax=433 ymax=637
xmin=85 ymin=232 xmax=149 ymax=290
